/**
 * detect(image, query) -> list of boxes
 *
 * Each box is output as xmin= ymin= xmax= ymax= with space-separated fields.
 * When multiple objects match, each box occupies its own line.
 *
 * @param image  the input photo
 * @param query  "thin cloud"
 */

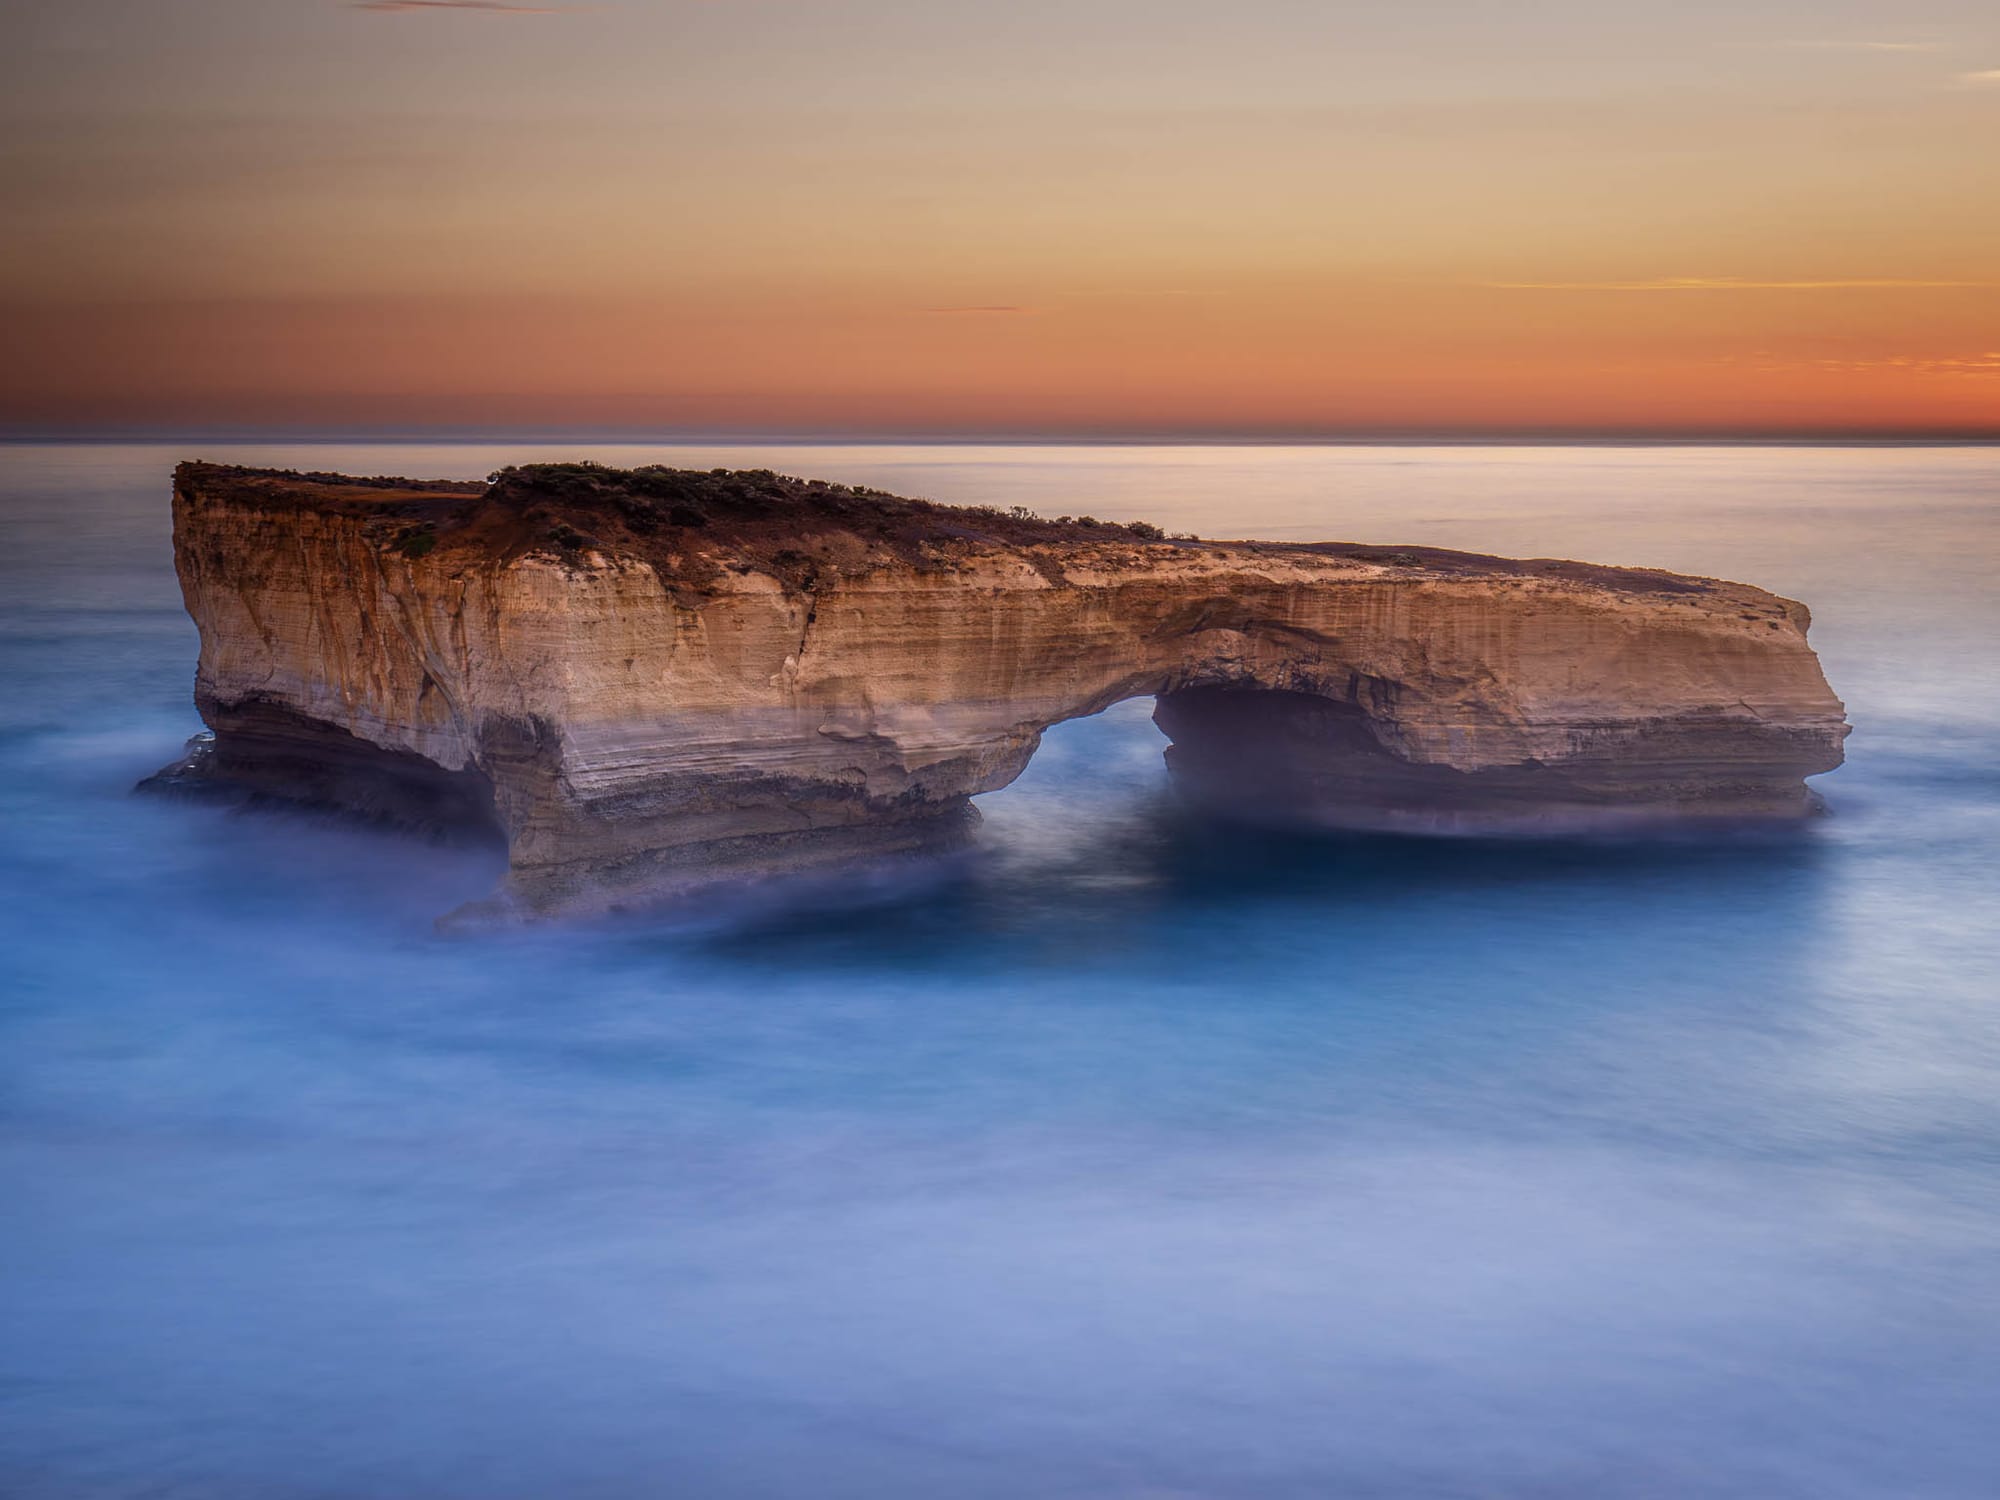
xmin=1958 ymin=68 xmax=2000 ymax=84
xmin=1828 ymin=353 xmax=2000 ymax=376
xmin=1482 ymin=277 xmax=1998 ymax=292
xmin=1790 ymin=40 xmax=1944 ymax=52
xmin=1739 ymin=352 xmax=2000 ymax=378
xmin=350 ymin=2 xmax=568 ymax=14
xmin=921 ymin=305 xmax=1034 ymax=315
xmin=1085 ymin=288 xmax=1220 ymax=299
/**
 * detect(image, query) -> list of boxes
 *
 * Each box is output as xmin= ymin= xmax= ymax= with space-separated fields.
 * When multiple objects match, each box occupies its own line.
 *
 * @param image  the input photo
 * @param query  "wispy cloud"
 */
xmin=1789 ymin=39 xmax=1944 ymax=52
xmin=1738 ymin=352 xmax=2000 ymax=378
xmin=350 ymin=1 xmax=568 ymax=14
xmin=1958 ymin=68 xmax=2000 ymax=84
xmin=1827 ymin=353 xmax=2000 ymax=376
xmin=1482 ymin=277 xmax=1998 ymax=292
xmin=921 ymin=305 xmax=1034 ymax=315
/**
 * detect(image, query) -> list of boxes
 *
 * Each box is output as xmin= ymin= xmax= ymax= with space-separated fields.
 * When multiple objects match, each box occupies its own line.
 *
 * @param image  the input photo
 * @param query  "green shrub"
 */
xmin=396 ymin=527 xmax=437 ymax=559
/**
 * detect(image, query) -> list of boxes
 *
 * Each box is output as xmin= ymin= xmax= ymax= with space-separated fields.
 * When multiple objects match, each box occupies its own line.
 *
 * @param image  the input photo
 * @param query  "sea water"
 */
xmin=2 ymin=442 xmax=1997 ymax=1498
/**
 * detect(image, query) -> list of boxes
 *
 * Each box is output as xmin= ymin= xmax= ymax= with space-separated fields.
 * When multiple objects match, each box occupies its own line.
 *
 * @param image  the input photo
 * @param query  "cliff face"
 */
xmin=152 ymin=461 xmax=1849 ymax=919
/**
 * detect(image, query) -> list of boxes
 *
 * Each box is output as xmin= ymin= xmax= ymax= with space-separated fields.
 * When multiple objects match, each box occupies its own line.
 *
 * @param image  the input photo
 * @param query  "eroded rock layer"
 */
xmin=151 ymin=461 xmax=1849 ymax=918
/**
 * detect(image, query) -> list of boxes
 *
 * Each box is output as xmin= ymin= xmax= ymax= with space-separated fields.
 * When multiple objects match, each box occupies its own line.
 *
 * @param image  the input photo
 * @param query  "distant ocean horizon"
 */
xmin=4 ymin=439 xmax=1998 ymax=1498
xmin=9 ymin=428 xmax=2000 ymax=448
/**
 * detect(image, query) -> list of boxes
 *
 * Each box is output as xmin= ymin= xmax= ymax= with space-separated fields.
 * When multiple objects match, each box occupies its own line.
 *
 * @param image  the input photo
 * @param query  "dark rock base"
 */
xmin=138 ymin=697 xmax=505 ymax=847
xmin=1154 ymin=685 xmax=1836 ymax=834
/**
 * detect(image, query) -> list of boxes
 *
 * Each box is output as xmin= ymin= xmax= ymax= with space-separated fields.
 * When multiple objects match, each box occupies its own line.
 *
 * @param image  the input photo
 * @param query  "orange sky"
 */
xmin=4 ymin=0 xmax=1998 ymax=435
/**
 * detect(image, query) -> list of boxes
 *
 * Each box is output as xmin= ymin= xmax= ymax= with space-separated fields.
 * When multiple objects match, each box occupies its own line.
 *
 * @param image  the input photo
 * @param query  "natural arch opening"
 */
xmin=970 ymin=697 xmax=1172 ymax=859
xmin=973 ymin=682 xmax=1426 ymax=845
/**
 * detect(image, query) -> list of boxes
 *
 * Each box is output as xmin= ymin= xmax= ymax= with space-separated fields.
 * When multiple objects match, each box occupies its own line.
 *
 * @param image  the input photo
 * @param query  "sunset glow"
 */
xmin=5 ymin=0 xmax=1998 ymax=434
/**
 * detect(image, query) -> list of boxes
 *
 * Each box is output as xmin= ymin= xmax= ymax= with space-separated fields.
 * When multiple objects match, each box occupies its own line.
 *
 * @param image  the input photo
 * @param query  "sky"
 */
xmin=3 ymin=0 xmax=1997 ymax=436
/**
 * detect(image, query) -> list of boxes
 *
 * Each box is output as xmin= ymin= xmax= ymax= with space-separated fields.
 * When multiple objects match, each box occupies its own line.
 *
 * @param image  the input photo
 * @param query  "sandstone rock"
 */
xmin=148 ymin=461 xmax=1849 ymax=920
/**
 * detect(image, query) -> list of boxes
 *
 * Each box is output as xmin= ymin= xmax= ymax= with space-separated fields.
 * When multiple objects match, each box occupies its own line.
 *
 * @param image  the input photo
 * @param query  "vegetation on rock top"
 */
xmin=171 ymin=459 xmax=1714 ymax=597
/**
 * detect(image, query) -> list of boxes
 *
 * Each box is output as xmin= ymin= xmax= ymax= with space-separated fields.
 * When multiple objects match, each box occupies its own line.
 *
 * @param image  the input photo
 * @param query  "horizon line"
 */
xmin=6 ymin=424 xmax=2000 ymax=448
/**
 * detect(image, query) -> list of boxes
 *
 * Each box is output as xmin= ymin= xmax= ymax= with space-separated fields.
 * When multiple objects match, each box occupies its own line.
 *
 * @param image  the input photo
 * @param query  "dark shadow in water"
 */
xmin=1151 ymin=804 xmax=1831 ymax=898
xmin=663 ymin=795 xmax=1833 ymax=974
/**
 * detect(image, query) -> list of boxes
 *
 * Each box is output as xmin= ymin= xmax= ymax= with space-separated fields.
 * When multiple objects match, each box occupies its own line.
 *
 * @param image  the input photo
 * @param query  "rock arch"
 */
xmin=151 ymin=464 xmax=1850 ymax=920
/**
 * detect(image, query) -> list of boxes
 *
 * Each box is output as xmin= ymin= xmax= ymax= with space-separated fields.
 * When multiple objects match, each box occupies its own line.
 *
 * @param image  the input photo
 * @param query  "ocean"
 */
xmin=3 ymin=441 xmax=1997 ymax=1498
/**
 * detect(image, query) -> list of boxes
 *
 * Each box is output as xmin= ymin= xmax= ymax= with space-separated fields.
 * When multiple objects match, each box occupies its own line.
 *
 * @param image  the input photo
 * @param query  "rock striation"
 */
xmin=149 ymin=461 xmax=1849 ymax=919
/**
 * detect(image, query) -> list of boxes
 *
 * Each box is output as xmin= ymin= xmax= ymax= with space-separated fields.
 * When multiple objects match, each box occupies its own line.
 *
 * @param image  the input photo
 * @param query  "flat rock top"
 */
xmin=174 ymin=459 xmax=1722 ymax=600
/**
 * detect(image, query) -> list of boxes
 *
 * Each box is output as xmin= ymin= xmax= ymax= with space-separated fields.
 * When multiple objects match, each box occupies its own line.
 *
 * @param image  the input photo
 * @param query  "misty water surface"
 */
xmin=3 ymin=442 xmax=1998 ymax=1498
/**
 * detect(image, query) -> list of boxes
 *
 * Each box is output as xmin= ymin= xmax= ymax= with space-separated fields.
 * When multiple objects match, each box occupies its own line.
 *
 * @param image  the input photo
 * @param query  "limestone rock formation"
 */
xmin=148 ymin=461 xmax=1849 ymax=919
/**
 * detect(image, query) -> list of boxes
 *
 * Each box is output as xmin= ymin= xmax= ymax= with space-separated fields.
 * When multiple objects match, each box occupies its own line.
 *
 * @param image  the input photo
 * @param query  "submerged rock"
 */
xmin=148 ymin=460 xmax=1849 ymax=920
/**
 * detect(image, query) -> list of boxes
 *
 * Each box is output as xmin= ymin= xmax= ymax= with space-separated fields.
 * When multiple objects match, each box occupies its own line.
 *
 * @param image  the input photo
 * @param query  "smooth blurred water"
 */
xmin=2 ymin=441 xmax=1997 ymax=1499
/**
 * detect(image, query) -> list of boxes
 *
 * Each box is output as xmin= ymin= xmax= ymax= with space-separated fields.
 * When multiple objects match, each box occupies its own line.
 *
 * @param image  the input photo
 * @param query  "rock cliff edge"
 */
xmin=148 ymin=461 xmax=1849 ymax=919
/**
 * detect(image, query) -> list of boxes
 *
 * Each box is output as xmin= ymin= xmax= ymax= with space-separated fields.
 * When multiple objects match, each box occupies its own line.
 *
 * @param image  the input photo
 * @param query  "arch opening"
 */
xmin=976 ymin=681 xmax=1421 ymax=839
